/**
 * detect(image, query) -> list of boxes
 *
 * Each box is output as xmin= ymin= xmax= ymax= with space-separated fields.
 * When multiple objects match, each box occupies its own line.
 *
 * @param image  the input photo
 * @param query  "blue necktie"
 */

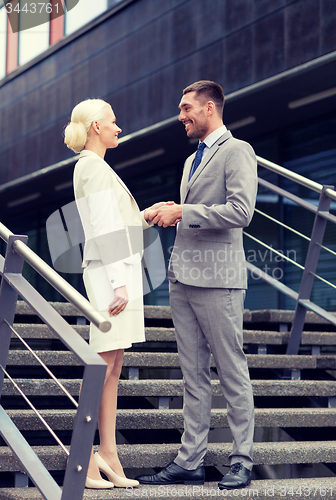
xmin=188 ymin=142 xmax=206 ymax=181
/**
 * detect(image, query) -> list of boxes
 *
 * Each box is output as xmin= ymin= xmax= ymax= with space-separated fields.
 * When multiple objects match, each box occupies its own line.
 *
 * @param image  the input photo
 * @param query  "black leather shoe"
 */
xmin=218 ymin=462 xmax=252 ymax=489
xmin=135 ymin=461 xmax=205 ymax=485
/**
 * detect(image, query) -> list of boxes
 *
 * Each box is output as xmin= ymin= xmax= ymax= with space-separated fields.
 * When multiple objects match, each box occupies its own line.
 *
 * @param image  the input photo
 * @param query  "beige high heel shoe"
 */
xmin=94 ymin=452 xmax=139 ymax=487
xmin=85 ymin=476 xmax=114 ymax=489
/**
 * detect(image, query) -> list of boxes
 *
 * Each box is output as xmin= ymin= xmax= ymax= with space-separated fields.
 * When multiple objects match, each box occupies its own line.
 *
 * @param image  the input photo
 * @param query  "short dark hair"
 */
xmin=183 ymin=80 xmax=224 ymax=115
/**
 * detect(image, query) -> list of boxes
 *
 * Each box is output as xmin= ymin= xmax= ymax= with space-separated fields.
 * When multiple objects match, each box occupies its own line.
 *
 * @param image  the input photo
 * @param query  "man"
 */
xmin=137 ymin=81 xmax=257 ymax=490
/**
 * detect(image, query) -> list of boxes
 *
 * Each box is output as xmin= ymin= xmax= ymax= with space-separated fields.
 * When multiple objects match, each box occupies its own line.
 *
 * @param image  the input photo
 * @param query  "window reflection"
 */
xmin=65 ymin=0 xmax=107 ymax=35
xmin=19 ymin=24 xmax=50 ymax=66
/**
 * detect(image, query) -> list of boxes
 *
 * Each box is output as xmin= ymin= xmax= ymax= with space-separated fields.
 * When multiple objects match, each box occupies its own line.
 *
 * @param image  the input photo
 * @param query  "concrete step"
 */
xmin=1 ymin=441 xmax=336 ymax=471
xmin=2 ymin=478 xmax=336 ymax=500
xmin=14 ymin=302 xmax=174 ymax=321
xmin=10 ymin=324 xmax=336 ymax=345
xmin=10 ymin=324 xmax=177 ymax=342
xmin=10 ymin=324 xmax=179 ymax=342
xmin=115 ymin=378 xmax=336 ymax=398
xmin=6 ymin=350 xmax=336 ymax=369
xmin=244 ymin=330 xmax=336 ymax=346
xmin=3 ymin=378 xmax=336 ymax=398
xmin=5 ymin=407 xmax=336 ymax=431
xmin=251 ymin=309 xmax=336 ymax=325
xmin=15 ymin=302 xmax=336 ymax=326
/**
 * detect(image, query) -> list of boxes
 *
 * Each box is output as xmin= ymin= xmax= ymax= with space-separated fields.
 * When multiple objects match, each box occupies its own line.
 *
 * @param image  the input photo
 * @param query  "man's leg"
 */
xmin=188 ymin=287 xmax=254 ymax=470
xmin=170 ymin=281 xmax=212 ymax=470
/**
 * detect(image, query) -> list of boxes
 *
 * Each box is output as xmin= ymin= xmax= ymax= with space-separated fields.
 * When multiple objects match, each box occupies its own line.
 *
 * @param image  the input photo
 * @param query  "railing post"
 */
xmin=286 ymin=186 xmax=333 ymax=355
xmin=0 ymin=235 xmax=28 ymax=396
xmin=61 ymin=363 xmax=106 ymax=500
xmin=1 ymin=235 xmax=63 ymax=500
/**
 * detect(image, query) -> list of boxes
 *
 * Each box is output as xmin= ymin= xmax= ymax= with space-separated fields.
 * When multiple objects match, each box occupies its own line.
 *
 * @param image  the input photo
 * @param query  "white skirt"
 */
xmin=83 ymin=260 xmax=146 ymax=352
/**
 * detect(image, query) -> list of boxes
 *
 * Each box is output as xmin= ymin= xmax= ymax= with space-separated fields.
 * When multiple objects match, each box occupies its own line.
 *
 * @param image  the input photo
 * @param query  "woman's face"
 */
xmin=97 ymin=106 xmax=122 ymax=149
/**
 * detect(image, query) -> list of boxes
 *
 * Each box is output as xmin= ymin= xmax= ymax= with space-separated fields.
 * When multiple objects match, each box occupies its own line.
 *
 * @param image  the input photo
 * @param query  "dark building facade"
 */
xmin=1 ymin=0 xmax=336 ymax=309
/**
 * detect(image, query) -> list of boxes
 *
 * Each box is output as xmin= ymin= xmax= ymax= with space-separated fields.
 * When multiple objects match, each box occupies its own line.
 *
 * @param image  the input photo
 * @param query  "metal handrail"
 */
xmin=244 ymin=232 xmax=305 ymax=270
xmin=0 ymin=222 xmax=111 ymax=333
xmin=255 ymin=157 xmax=336 ymax=356
xmin=256 ymin=156 xmax=323 ymax=193
xmin=257 ymin=155 xmax=336 ymax=202
xmin=0 ymin=231 xmax=108 ymax=500
xmin=245 ymin=231 xmax=336 ymax=291
xmin=256 ymin=207 xmax=336 ymax=257
xmin=253 ymin=207 xmax=336 ymax=275
xmin=0 ymin=364 xmax=70 ymax=456
xmin=5 ymin=320 xmax=79 ymax=408
xmin=0 ymin=221 xmax=13 ymax=242
xmin=254 ymin=208 xmax=311 ymax=243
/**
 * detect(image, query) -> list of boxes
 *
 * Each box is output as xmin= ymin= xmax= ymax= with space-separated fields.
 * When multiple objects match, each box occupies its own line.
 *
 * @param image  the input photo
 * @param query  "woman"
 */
xmin=64 ymin=99 xmax=157 ymax=489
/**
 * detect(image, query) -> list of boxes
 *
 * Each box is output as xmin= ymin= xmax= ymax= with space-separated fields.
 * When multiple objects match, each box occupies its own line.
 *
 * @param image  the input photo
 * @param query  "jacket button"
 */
xmin=111 ymin=279 xmax=114 ymax=283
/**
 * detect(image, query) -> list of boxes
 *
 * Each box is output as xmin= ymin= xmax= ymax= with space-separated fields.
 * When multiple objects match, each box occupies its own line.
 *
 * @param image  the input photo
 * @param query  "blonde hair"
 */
xmin=64 ymin=99 xmax=111 ymax=153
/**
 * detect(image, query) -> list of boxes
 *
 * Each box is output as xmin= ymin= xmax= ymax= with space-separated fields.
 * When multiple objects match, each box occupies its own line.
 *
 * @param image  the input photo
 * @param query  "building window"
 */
xmin=65 ymin=0 xmax=107 ymax=36
xmin=0 ymin=6 xmax=7 ymax=80
xmin=50 ymin=0 xmax=65 ymax=45
xmin=19 ymin=21 xmax=50 ymax=66
xmin=6 ymin=11 xmax=18 ymax=74
xmin=0 ymin=0 xmax=109 ymax=81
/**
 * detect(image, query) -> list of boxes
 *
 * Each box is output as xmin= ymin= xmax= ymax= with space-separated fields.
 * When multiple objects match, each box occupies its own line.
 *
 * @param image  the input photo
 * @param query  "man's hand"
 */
xmin=151 ymin=202 xmax=183 ymax=228
xmin=144 ymin=202 xmax=167 ymax=222
xmin=108 ymin=285 xmax=129 ymax=316
xmin=144 ymin=201 xmax=175 ymax=222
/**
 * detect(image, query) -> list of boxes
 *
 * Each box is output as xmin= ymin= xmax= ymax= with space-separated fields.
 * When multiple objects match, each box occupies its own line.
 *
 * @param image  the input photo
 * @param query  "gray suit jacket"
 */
xmin=168 ymin=130 xmax=258 ymax=288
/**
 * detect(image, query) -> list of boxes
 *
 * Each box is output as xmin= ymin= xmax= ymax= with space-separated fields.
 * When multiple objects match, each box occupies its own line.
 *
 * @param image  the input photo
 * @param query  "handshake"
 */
xmin=144 ymin=201 xmax=183 ymax=228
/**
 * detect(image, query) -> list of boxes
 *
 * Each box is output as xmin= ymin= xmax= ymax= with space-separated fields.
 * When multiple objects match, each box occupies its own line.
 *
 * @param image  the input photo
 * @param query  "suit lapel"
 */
xmin=181 ymin=156 xmax=193 ymax=202
xmin=113 ymin=170 xmax=135 ymax=201
xmin=80 ymin=150 xmax=135 ymax=201
xmin=181 ymin=131 xmax=232 ymax=203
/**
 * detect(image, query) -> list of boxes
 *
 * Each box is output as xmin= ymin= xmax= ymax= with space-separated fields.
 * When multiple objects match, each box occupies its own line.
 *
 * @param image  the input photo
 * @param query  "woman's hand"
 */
xmin=144 ymin=201 xmax=174 ymax=222
xmin=108 ymin=285 xmax=129 ymax=316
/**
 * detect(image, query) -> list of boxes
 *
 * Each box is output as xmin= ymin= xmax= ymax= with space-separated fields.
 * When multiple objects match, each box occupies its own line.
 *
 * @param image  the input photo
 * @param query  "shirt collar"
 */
xmin=202 ymin=124 xmax=228 ymax=149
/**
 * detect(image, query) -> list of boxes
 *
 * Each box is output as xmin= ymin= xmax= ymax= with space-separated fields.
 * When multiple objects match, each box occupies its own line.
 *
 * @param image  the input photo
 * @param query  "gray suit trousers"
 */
xmin=170 ymin=281 xmax=254 ymax=470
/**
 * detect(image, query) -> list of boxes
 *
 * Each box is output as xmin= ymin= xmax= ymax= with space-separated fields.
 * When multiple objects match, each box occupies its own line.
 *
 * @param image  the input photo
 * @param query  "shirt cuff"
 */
xmin=141 ymin=209 xmax=154 ymax=227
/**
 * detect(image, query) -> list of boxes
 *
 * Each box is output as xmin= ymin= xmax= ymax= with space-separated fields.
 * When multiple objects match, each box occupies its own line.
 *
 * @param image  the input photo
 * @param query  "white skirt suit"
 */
xmin=73 ymin=149 xmax=151 ymax=352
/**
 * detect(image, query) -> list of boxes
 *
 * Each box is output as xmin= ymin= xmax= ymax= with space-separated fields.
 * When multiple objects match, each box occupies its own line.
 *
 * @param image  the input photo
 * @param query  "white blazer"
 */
xmin=73 ymin=149 xmax=150 ymax=290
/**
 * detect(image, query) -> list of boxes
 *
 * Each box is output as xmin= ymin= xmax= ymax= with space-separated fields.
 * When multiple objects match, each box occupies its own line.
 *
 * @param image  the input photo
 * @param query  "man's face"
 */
xmin=178 ymin=91 xmax=210 ymax=141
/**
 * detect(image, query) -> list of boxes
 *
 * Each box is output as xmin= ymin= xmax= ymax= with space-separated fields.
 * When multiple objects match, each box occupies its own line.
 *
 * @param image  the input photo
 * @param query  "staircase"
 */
xmin=1 ymin=302 xmax=336 ymax=499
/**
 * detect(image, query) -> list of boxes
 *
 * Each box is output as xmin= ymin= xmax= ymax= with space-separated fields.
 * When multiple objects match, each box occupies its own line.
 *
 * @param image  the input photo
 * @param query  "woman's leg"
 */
xmin=97 ymin=348 xmax=125 ymax=476
xmin=86 ymin=348 xmax=124 ymax=479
